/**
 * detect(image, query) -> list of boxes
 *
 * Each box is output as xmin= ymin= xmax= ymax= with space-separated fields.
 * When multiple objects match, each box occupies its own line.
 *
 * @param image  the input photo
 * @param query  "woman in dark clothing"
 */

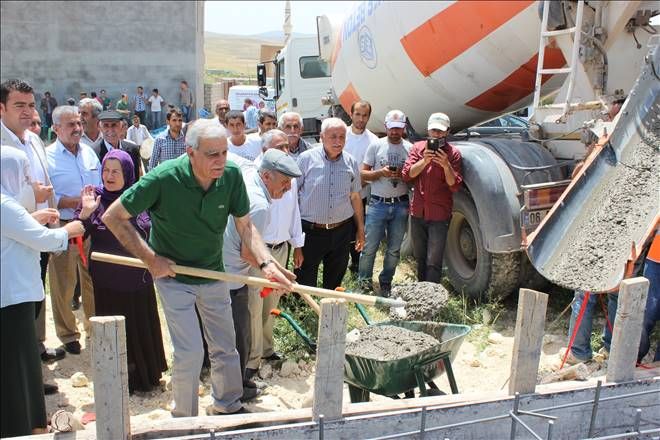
xmin=76 ymin=149 xmax=166 ymax=393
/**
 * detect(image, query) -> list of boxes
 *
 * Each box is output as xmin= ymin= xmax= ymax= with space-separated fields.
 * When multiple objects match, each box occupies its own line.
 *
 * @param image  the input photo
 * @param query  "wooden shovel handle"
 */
xmin=90 ymin=252 xmax=405 ymax=308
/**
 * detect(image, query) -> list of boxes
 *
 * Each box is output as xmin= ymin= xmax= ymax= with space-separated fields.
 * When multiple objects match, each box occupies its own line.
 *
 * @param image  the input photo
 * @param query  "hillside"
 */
xmin=204 ymin=31 xmax=282 ymax=76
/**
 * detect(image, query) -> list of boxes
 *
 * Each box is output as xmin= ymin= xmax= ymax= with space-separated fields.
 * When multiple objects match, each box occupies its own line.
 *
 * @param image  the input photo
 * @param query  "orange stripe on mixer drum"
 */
xmin=400 ymin=1 xmax=534 ymax=77
xmin=466 ymin=46 xmax=566 ymax=112
xmin=339 ymin=83 xmax=361 ymax=114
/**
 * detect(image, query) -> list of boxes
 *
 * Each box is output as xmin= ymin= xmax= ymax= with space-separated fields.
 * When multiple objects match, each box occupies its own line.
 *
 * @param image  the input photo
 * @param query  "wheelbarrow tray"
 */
xmin=343 ymin=320 xmax=470 ymax=397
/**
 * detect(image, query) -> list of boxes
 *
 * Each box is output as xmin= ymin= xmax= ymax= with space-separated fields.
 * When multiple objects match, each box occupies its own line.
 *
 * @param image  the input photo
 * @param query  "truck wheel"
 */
xmin=445 ymin=190 xmax=520 ymax=300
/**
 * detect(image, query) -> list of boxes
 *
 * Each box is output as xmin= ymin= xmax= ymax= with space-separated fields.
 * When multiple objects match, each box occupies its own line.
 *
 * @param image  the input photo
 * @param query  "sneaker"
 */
xmin=245 ymin=368 xmax=258 ymax=381
xmin=379 ymin=282 xmax=392 ymax=298
xmin=593 ymin=347 xmax=609 ymax=362
xmin=44 ymin=383 xmax=59 ymax=395
xmin=262 ymin=352 xmax=282 ymax=362
xmin=62 ymin=341 xmax=81 ymax=355
xmin=206 ymin=405 xmax=250 ymax=416
xmin=41 ymin=347 xmax=66 ymax=364
xmin=240 ymin=387 xmax=261 ymax=402
xmin=559 ymin=348 xmax=590 ymax=366
xmin=243 ymin=379 xmax=257 ymax=389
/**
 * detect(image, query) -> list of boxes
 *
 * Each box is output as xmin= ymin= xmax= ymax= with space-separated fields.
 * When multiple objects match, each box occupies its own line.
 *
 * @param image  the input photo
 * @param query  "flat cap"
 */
xmin=260 ymin=149 xmax=302 ymax=178
xmin=98 ymin=110 xmax=124 ymax=121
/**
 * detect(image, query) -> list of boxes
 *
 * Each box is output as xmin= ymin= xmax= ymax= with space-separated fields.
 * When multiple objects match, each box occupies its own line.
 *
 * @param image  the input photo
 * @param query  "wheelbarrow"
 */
xmin=271 ymin=304 xmax=471 ymax=403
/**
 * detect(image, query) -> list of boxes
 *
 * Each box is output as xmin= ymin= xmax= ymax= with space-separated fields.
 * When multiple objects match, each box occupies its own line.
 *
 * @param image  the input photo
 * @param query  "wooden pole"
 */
xmin=606 ymin=277 xmax=649 ymax=383
xmin=90 ymin=252 xmax=405 ymax=309
xmin=312 ymin=298 xmax=348 ymax=422
xmin=509 ymin=288 xmax=548 ymax=395
xmin=91 ymin=316 xmax=131 ymax=440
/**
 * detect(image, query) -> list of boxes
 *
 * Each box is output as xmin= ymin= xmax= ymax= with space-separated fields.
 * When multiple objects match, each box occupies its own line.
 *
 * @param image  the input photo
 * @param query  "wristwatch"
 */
xmin=259 ymin=259 xmax=274 ymax=270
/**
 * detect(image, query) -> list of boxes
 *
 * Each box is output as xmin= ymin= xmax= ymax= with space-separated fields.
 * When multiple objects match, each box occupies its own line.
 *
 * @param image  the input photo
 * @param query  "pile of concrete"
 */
xmin=345 ymin=325 xmax=439 ymax=361
xmin=389 ymin=281 xmax=450 ymax=321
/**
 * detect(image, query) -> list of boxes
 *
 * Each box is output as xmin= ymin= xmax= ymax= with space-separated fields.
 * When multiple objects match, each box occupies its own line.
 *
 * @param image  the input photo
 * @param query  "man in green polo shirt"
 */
xmin=102 ymin=119 xmax=293 ymax=417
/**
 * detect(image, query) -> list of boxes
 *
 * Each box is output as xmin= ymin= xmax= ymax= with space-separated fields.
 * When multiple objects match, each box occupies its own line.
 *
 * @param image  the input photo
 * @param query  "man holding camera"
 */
xmin=402 ymin=113 xmax=462 ymax=283
xmin=358 ymin=110 xmax=412 ymax=296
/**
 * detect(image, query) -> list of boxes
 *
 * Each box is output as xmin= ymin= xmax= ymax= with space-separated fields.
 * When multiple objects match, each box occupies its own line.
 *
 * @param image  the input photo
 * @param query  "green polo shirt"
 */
xmin=120 ymin=154 xmax=249 ymax=284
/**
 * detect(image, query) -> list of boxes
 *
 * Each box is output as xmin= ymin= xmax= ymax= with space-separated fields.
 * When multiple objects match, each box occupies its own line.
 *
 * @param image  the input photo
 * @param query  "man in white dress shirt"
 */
xmin=0 ymin=79 xmax=67 ymax=371
xmin=245 ymin=129 xmax=305 ymax=379
xmin=46 ymin=105 xmax=101 ymax=355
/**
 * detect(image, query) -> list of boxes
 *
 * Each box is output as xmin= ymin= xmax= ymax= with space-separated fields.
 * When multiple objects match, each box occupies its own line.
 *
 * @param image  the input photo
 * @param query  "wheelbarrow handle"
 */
xmin=90 ymin=252 xmax=405 ymax=309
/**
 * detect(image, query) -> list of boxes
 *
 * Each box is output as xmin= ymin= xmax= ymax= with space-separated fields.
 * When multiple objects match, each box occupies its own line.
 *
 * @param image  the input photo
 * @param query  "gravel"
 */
xmin=345 ymin=325 xmax=439 ymax=361
xmin=544 ymin=104 xmax=659 ymax=291
xmin=388 ymin=282 xmax=450 ymax=321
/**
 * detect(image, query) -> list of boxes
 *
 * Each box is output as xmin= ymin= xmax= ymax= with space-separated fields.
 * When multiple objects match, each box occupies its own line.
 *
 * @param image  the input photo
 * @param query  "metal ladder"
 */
xmin=532 ymin=0 xmax=585 ymax=118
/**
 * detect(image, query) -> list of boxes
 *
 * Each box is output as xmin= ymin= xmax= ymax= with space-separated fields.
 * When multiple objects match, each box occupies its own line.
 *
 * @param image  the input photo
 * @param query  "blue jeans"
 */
xmin=568 ymin=291 xmax=617 ymax=360
xmin=149 ymin=111 xmax=161 ymax=130
xmin=410 ymin=216 xmax=450 ymax=283
xmin=358 ymin=198 xmax=409 ymax=288
xmin=639 ymin=259 xmax=660 ymax=362
xmin=181 ymin=105 xmax=191 ymax=122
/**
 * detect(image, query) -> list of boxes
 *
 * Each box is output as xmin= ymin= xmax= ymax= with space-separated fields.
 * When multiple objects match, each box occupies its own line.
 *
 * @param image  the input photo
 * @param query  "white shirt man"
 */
xmin=126 ymin=118 xmax=153 ymax=146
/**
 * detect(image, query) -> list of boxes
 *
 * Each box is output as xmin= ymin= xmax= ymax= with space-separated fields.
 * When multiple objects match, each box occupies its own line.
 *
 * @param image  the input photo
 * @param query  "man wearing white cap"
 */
xmin=402 ymin=113 xmax=462 ymax=283
xmin=358 ymin=109 xmax=412 ymax=296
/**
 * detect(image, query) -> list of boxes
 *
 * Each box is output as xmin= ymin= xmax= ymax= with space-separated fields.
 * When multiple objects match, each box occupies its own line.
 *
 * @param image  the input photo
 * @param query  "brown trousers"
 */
xmin=48 ymin=238 xmax=94 ymax=344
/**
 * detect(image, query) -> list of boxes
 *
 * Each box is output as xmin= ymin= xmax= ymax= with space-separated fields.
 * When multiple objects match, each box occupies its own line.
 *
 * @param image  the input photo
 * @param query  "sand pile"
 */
xmin=345 ymin=325 xmax=439 ymax=361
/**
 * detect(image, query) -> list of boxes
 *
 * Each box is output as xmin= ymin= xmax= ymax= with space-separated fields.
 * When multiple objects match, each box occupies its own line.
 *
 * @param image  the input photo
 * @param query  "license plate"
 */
xmin=522 ymin=209 xmax=549 ymax=228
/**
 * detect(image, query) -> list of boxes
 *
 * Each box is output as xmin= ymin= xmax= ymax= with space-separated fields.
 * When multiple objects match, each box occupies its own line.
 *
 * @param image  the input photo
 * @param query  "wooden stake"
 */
xmin=509 ymin=288 xmax=548 ymax=395
xmin=312 ymin=298 xmax=348 ymax=422
xmin=606 ymin=277 xmax=649 ymax=383
xmin=91 ymin=316 xmax=131 ymax=440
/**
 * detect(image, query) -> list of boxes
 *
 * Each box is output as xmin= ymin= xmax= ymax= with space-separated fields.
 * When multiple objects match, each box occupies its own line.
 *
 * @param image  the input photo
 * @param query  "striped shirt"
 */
xmin=296 ymin=147 xmax=361 ymax=224
xmin=149 ymin=130 xmax=186 ymax=170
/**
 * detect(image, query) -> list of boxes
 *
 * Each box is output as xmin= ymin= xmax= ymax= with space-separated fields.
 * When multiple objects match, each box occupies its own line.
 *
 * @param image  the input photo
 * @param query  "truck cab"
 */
xmin=271 ymin=37 xmax=332 ymax=135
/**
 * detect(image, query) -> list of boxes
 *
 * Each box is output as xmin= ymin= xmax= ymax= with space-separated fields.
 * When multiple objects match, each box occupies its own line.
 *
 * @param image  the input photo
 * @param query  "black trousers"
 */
xmin=230 ymin=285 xmax=250 ymax=382
xmin=348 ymin=198 xmax=367 ymax=271
xmin=295 ymin=220 xmax=353 ymax=290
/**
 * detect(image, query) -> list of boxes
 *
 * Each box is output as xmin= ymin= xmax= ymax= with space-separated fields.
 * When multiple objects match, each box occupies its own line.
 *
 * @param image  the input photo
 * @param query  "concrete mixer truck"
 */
xmin=258 ymin=0 xmax=658 ymax=299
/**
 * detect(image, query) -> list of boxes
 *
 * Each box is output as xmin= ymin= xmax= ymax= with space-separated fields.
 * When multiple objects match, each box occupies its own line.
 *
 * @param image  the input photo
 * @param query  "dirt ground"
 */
xmin=41 ymin=265 xmax=580 ymax=432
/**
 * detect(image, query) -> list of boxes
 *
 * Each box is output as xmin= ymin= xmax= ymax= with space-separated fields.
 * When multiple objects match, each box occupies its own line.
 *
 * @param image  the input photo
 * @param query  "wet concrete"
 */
xmin=389 ymin=282 xmax=450 ymax=321
xmin=345 ymin=325 xmax=439 ymax=361
xmin=545 ymin=115 xmax=659 ymax=291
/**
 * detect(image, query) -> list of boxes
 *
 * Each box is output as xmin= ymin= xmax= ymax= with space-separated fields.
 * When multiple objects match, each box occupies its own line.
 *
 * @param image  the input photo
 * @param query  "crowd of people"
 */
xmin=1 ymin=76 xmax=658 ymax=435
xmin=35 ymin=80 xmax=195 ymax=140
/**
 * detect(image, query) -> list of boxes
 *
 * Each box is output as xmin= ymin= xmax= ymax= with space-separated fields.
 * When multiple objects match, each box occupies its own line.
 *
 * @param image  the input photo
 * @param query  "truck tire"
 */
xmin=445 ymin=190 xmax=520 ymax=300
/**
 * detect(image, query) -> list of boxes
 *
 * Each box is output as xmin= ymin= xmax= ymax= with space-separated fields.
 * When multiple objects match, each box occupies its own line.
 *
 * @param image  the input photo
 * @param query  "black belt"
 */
xmin=302 ymin=218 xmax=352 ymax=230
xmin=266 ymin=241 xmax=287 ymax=251
xmin=370 ymin=194 xmax=409 ymax=204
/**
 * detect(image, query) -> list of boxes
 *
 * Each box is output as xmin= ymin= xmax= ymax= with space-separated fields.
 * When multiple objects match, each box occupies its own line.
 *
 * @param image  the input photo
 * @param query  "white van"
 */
xmin=227 ymin=85 xmax=276 ymax=112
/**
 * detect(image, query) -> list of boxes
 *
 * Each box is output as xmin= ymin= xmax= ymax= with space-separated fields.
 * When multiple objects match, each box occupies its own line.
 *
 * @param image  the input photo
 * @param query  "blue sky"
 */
xmin=204 ymin=1 xmax=352 ymax=36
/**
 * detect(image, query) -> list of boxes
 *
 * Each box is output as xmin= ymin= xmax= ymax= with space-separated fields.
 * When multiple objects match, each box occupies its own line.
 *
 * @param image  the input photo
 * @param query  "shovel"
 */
xmin=90 ymin=252 xmax=407 ymax=310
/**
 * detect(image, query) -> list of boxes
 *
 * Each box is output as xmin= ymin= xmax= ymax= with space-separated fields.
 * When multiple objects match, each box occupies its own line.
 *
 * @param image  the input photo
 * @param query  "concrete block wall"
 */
xmin=1 ymin=1 xmax=204 ymax=118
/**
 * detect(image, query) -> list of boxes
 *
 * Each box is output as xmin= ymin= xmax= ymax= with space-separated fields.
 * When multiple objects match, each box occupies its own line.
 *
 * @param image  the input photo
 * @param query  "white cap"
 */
xmin=384 ymin=110 xmax=407 ymax=129
xmin=428 ymin=112 xmax=450 ymax=131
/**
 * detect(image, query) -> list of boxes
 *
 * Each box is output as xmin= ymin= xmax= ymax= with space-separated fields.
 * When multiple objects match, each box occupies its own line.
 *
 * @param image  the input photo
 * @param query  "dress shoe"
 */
xmin=240 ymin=386 xmax=261 ymax=402
xmin=262 ymin=352 xmax=282 ymax=362
xmin=243 ymin=379 xmax=257 ymax=389
xmin=63 ymin=341 xmax=81 ymax=355
xmin=206 ymin=405 xmax=250 ymax=416
xmin=44 ymin=383 xmax=59 ymax=395
xmin=41 ymin=347 xmax=66 ymax=364
xmin=71 ymin=297 xmax=81 ymax=311
xmin=245 ymin=367 xmax=258 ymax=381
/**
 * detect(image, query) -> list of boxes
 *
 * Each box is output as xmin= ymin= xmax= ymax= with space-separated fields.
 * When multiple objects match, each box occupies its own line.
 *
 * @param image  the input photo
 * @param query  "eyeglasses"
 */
xmin=217 ymin=107 xmax=230 ymax=111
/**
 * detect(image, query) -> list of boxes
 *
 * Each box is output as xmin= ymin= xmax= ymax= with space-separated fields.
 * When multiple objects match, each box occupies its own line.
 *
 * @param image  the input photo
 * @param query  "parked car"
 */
xmin=465 ymin=114 xmax=530 ymax=137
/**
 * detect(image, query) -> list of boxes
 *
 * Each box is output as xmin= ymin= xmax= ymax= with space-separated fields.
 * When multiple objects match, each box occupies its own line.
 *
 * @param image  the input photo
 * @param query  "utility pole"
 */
xmin=283 ymin=0 xmax=292 ymax=44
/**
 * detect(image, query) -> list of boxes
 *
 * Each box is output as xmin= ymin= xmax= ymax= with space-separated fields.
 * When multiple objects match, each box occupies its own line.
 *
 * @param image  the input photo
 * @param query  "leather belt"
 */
xmin=266 ymin=241 xmax=287 ymax=250
xmin=370 ymin=194 xmax=409 ymax=204
xmin=303 ymin=218 xmax=352 ymax=230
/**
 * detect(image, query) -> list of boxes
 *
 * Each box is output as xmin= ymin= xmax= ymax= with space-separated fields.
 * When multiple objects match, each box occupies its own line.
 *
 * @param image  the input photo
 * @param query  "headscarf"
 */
xmin=0 ymin=146 xmax=36 ymax=211
xmin=97 ymin=149 xmax=135 ymax=204
xmin=76 ymin=149 xmax=148 ymax=229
